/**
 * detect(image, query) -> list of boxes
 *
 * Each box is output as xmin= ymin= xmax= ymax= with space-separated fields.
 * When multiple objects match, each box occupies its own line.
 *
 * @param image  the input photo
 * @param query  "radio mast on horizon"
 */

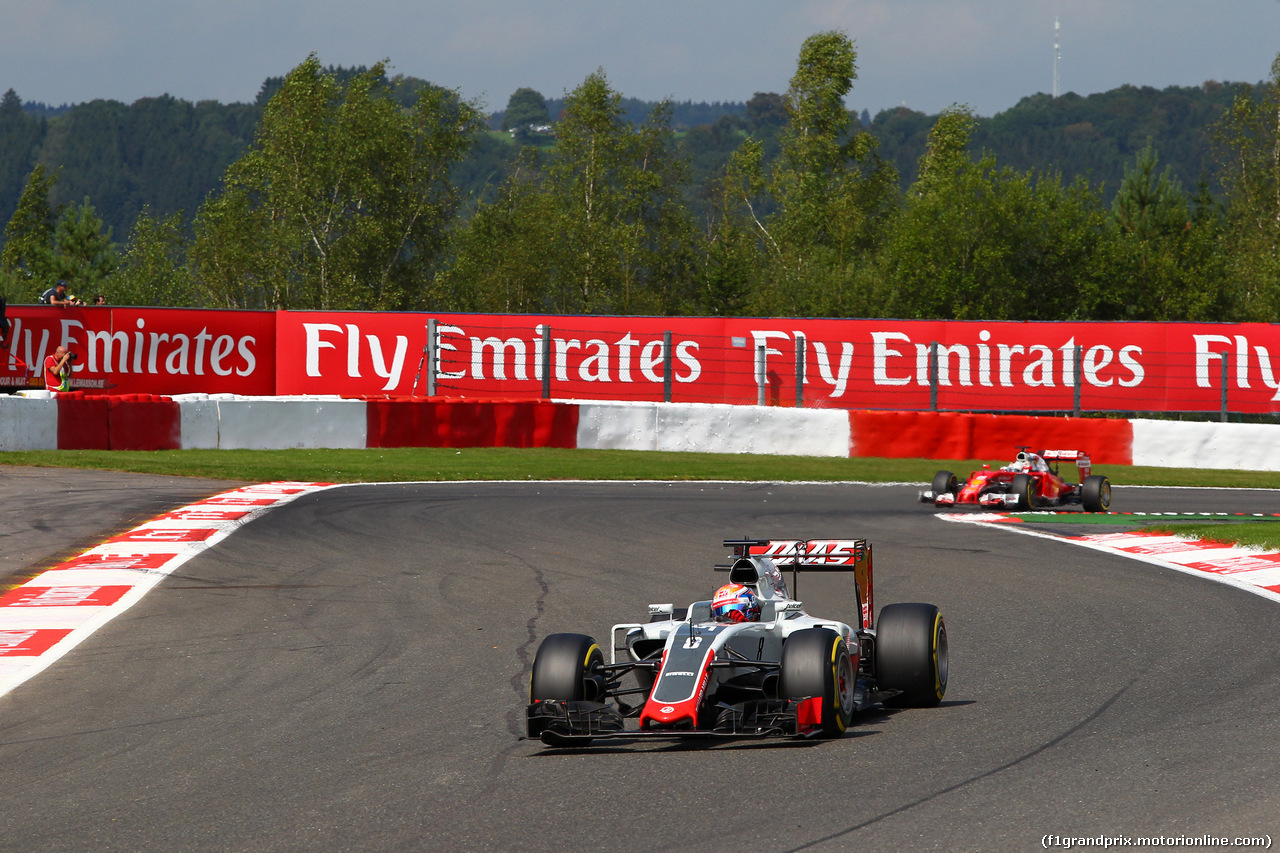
xmin=1053 ymin=17 xmax=1061 ymax=98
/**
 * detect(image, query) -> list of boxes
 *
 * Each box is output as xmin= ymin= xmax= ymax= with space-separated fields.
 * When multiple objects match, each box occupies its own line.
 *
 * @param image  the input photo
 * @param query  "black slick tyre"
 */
xmin=875 ymin=603 xmax=948 ymax=708
xmin=931 ymin=470 xmax=958 ymax=497
xmin=1081 ymin=475 xmax=1112 ymax=512
xmin=1010 ymin=473 xmax=1037 ymax=510
xmin=530 ymin=633 xmax=605 ymax=703
xmin=780 ymin=627 xmax=856 ymax=738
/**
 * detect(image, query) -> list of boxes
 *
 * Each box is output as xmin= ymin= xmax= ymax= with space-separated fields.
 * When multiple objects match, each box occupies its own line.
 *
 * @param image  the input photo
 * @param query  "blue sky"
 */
xmin=3 ymin=1 xmax=1279 ymax=117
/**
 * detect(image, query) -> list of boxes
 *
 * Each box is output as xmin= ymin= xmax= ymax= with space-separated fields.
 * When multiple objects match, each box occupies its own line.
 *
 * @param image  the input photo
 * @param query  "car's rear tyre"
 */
xmin=530 ymin=633 xmax=606 ymax=703
xmin=780 ymin=627 xmax=856 ymax=738
xmin=1010 ymin=473 xmax=1037 ymax=510
xmin=876 ymin=603 xmax=948 ymax=708
xmin=932 ymin=470 xmax=959 ymax=497
xmin=1081 ymin=475 xmax=1112 ymax=512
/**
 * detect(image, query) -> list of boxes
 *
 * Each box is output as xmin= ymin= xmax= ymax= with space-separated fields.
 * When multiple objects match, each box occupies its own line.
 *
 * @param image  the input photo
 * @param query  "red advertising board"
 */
xmin=276 ymin=312 xmax=1280 ymax=414
xmin=1 ymin=306 xmax=276 ymax=396
xmin=5 ymin=305 xmax=1279 ymax=414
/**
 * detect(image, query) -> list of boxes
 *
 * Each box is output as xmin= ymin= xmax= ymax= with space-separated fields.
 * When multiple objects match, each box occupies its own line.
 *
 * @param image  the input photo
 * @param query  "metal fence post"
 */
xmin=541 ymin=324 xmax=551 ymax=400
xmin=929 ymin=341 xmax=939 ymax=412
xmin=663 ymin=330 xmax=672 ymax=403
xmin=757 ymin=344 xmax=766 ymax=406
xmin=794 ymin=334 xmax=805 ymax=408
xmin=1221 ymin=354 xmax=1229 ymax=422
xmin=1073 ymin=344 xmax=1082 ymax=417
xmin=426 ymin=318 xmax=437 ymax=397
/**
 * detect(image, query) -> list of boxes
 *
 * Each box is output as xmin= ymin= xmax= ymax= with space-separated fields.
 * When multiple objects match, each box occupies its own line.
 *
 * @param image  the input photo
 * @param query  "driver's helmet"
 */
xmin=1005 ymin=451 xmax=1032 ymax=473
xmin=712 ymin=583 xmax=761 ymax=623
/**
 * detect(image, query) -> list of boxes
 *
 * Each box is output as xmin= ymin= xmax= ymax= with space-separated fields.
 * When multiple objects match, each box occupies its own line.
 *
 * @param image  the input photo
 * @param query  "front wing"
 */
xmin=527 ymin=674 xmax=893 ymax=746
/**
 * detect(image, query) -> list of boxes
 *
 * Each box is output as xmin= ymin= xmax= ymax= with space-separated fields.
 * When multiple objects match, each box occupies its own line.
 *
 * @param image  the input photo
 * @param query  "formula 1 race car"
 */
xmin=525 ymin=538 xmax=948 ymax=746
xmin=919 ymin=448 xmax=1112 ymax=512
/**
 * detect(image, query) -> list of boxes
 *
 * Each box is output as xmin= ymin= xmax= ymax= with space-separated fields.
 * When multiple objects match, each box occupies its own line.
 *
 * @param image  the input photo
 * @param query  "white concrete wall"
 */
xmin=170 ymin=393 xmax=220 ymax=450
xmin=1131 ymin=418 xmax=1280 ymax=471
xmin=210 ymin=397 xmax=367 ymax=450
xmin=575 ymin=401 xmax=851 ymax=457
xmin=0 ymin=395 xmax=58 ymax=450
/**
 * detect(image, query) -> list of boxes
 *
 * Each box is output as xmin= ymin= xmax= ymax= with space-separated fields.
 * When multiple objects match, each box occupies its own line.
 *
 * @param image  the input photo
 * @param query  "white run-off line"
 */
xmin=0 ymin=482 xmax=335 ymax=698
xmin=940 ymin=513 xmax=1280 ymax=606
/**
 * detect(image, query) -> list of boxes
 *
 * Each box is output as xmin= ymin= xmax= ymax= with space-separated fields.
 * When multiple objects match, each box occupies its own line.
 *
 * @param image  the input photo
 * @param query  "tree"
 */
xmin=191 ymin=54 xmax=484 ymax=310
xmin=0 ymin=164 xmax=59 ymax=300
xmin=0 ymin=88 xmax=46 ymax=238
xmin=1112 ymin=140 xmax=1187 ymax=241
xmin=501 ymin=88 xmax=550 ymax=132
xmin=1092 ymin=140 xmax=1224 ymax=320
xmin=744 ymin=92 xmax=787 ymax=131
xmin=49 ymin=197 xmax=118 ymax=296
xmin=1212 ymin=53 xmax=1280 ymax=320
xmin=881 ymin=106 xmax=1108 ymax=321
xmin=442 ymin=69 xmax=698 ymax=315
xmin=732 ymin=30 xmax=899 ymax=316
xmin=106 ymin=206 xmax=196 ymax=306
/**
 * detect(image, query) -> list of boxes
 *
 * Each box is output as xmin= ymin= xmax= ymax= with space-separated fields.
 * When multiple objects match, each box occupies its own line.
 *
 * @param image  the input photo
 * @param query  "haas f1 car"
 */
xmin=919 ymin=448 xmax=1112 ymax=512
xmin=525 ymin=538 xmax=948 ymax=746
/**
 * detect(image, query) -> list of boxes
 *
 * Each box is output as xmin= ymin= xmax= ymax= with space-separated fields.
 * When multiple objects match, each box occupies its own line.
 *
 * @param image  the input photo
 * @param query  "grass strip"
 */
xmin=2 ymin=448 xmax=1279 ymax=489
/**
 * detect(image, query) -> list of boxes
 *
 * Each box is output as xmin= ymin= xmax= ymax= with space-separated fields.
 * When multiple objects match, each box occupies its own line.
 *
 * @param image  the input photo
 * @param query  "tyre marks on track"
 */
xmin=0 ymin=481 xmax=334 ymax=698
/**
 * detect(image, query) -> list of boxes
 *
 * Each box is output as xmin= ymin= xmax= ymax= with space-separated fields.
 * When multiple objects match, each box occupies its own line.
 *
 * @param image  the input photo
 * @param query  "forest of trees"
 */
xmin=1 ymin=32 xmax=1279 ymax=323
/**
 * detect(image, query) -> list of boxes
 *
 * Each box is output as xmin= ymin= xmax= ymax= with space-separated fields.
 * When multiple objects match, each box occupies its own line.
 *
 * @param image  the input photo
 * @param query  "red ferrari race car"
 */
xmin=919 ymin=448 xmax=1112 ymax=512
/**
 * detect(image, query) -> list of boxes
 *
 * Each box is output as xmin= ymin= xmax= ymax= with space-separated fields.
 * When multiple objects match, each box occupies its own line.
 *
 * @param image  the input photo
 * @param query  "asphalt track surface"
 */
xmin=1 ymin=472 xmax=1279 ymax=851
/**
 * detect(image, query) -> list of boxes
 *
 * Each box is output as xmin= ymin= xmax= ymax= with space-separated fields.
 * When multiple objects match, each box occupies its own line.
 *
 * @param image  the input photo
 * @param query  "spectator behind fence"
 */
xmin=40 ymin=281 xmax=83 ymax=307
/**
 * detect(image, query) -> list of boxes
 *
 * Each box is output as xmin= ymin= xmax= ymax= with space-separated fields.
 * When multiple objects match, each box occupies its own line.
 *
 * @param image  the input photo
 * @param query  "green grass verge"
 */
xmin=2 ymin=449 xmax=1279 ymax=489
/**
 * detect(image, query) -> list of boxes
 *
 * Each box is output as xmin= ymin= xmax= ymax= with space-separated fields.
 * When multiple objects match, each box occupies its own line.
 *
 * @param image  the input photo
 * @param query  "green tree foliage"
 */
xmin=34 ymin=95 xmax=259 ymax=244
xmin=501 ymin=88 xmax=550 ymax=132
xmin=49 ymin=197 xmax=118 ymax=296
xmin=190 ymin=54 xmax=484 ymax=310
xmin=0 ymin=164 xmax=59 ymax=300
xmin=881 ymin=106 xmax=1108 ymax=320
xmin=738 ymin=31 xmax=899 ymax=316
xmin=0 ymin=89 xmax=45 ymax=235
xmin=1090 ymin=140 xmax=1233 ymax=320
xmin=437 ymin=152 xmax=558 ymax=312
xmin=442 ymin=70 xmax=698 ymax=315
xmin=106 ymin=206 xmax=197 ymax=306
xmin=1213 ymin=54 xmax=1280 ymax=319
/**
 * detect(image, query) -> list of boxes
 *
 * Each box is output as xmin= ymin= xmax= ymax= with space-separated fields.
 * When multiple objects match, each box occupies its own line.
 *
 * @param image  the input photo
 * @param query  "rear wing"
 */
xmin=718 ymin=539 xmax=874 ymax=629
xmin=1040 ymin=449 xmax=1092 ymax=478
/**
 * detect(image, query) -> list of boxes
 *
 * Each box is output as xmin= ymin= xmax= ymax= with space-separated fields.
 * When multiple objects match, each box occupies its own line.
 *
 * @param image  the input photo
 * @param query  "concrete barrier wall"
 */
xmin=2 ymin=393 xmax=1279 ymax=471
xmin=576 ymin=401 xmax=851 ymax=457
xmin=212 ymin=397 xmax=367 ymax=450
xmin=0 ymin=394 xmax=57 ymax=450
xmin=1131 ymin=418 xmax=1280 ymax=471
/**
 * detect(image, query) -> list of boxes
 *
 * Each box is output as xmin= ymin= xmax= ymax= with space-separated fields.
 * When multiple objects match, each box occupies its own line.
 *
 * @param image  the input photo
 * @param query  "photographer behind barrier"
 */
xmin=40 ymin=281 xmax=84 ymax=307
xmin=44 ymin=346 xmax=76 ymax=393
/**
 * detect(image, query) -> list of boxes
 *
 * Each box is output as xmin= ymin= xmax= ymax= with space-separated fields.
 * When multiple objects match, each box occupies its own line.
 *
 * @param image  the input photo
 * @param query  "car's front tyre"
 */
xmin=780 ymin=628 xmax=856 ymax=738
xmin=530 ymin=633 xmax=605 ymax=703
xmin=1010 ymin=473 xmax=1037 ymax=510
xmin=1081 ymin=475 xmax=1112 ymax=512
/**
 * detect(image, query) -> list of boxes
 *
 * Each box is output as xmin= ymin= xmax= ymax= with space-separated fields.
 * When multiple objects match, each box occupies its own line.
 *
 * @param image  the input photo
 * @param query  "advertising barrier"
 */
xmin=2 ymin=306 xmax=275 ymax=396
xmin=4 ymin=306 xmax=1279 ymax=414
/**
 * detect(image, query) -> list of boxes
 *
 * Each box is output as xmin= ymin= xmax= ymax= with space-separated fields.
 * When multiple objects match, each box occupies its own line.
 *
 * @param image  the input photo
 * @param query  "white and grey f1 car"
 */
xmin=525 ymin=538 xmax=949 ymax=746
